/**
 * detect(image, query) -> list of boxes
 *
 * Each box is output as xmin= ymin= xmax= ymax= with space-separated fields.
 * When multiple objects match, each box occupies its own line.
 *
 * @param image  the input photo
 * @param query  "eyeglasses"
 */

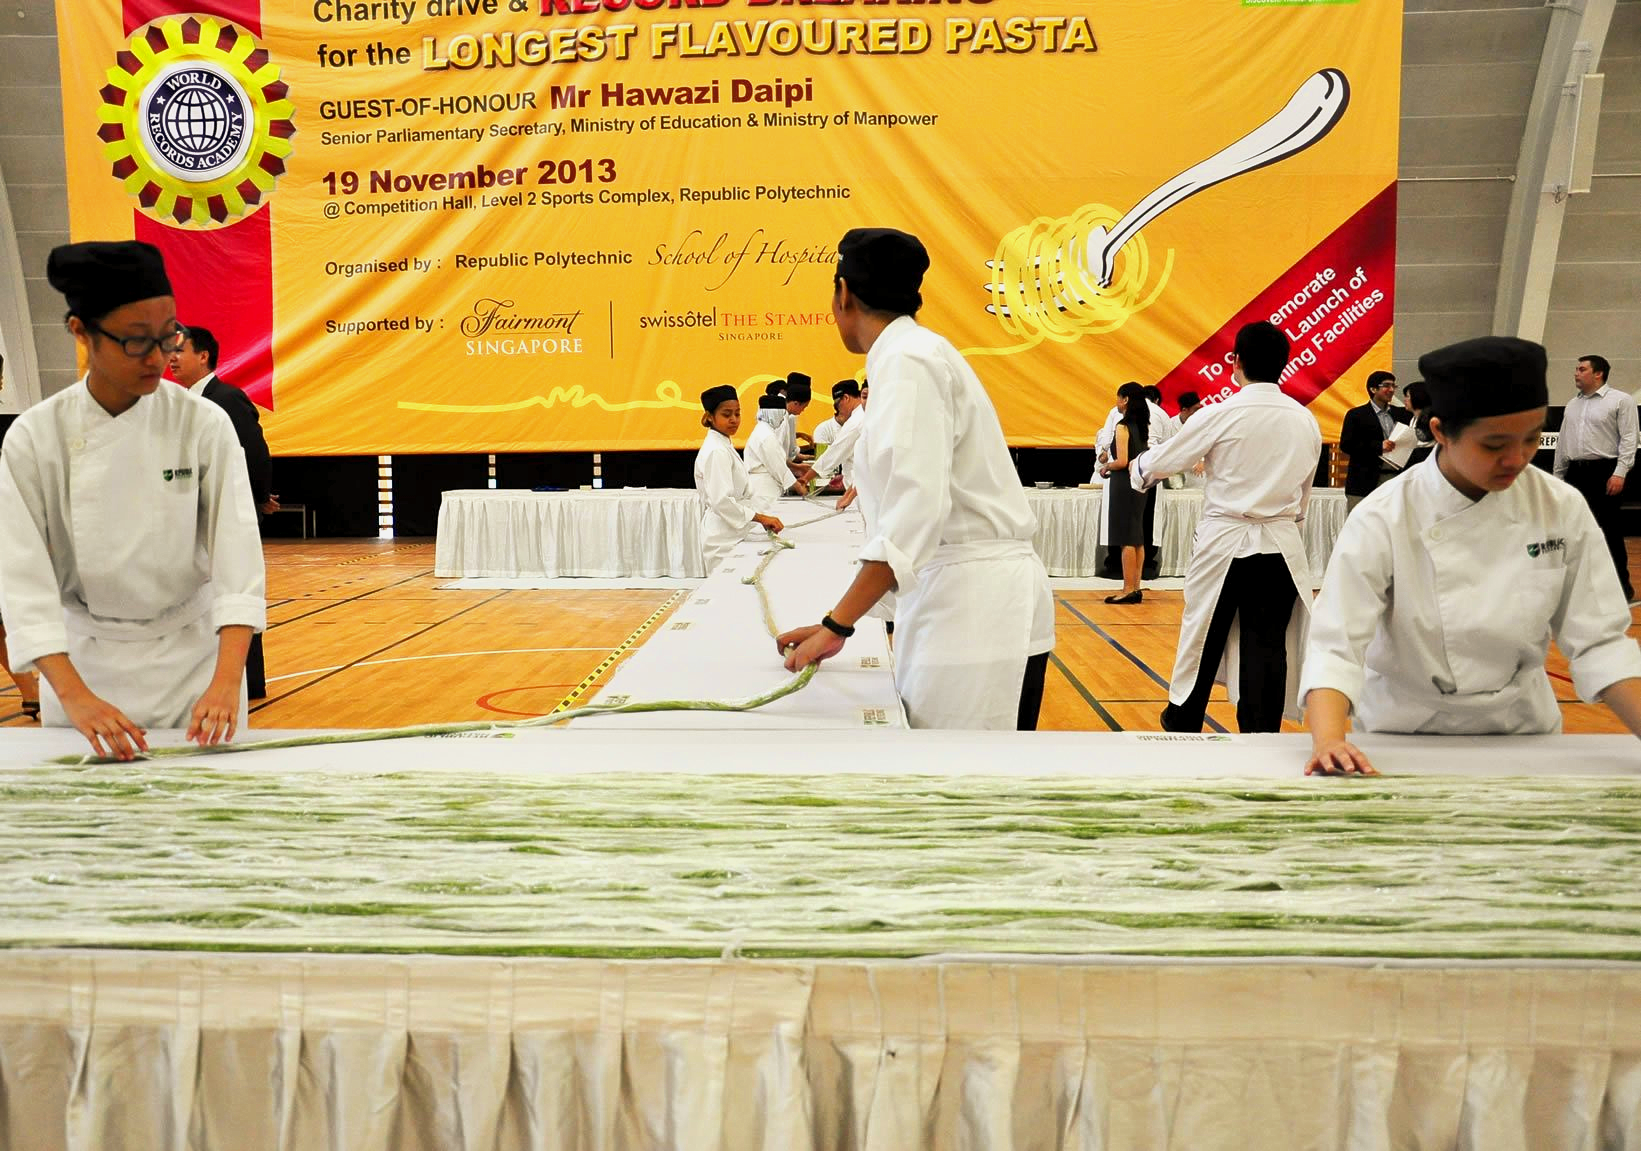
xmin=88 ymin=322 xmax=188 ymax=359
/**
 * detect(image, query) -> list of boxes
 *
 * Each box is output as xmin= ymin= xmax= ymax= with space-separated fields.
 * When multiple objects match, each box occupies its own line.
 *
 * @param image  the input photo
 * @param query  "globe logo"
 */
xmin=138 ymin=61 xmax=253 ymax=184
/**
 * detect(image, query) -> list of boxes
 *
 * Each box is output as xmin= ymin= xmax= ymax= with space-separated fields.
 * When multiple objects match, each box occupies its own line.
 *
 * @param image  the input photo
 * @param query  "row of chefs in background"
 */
xmin=696 ymin=264 xmax=1641 ymax=768
xmin=2 ymin=234 xmax=1639 ymax=766
xmin=695 ymin=371 xmax=870 ymax=563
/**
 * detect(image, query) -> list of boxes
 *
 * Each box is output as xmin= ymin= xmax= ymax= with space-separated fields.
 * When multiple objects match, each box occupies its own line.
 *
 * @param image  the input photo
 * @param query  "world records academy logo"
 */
xmin=98 ymin=16 xmax=295 ymax=228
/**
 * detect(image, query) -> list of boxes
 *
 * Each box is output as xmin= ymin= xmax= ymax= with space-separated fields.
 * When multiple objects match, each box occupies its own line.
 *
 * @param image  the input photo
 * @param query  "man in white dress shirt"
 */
xmin=1553 ymin=354 xmax=1637 ymax=600
xmin=777 ymin=228 xmax=1054 ymax=730
xmin=1132 ymin=321 xmax=1321 ymax=733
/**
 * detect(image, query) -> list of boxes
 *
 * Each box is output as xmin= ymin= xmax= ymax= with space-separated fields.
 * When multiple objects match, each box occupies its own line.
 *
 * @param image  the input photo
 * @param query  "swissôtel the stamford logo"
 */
xmin=98 ymin=16 xmax=296 ymax=228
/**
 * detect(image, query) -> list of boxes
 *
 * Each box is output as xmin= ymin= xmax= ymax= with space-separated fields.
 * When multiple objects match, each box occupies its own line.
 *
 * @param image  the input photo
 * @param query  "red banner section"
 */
xmin=126 ymin=0 xmax=276 ymax=410
xmin=1156 ymin=182 xmax=1397 ymax=413
xmin=124 ymin=0 xmax=259 ymax=34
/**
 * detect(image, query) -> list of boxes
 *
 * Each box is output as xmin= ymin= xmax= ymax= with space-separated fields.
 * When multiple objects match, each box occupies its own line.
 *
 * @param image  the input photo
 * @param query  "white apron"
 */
xmin=40 ymin=607 xmax=247 ymax=731
xmin=1170 ymin=511 xmax=1311 ymax=720
xmin=893 ymin=539 xmax=1053 ymax=730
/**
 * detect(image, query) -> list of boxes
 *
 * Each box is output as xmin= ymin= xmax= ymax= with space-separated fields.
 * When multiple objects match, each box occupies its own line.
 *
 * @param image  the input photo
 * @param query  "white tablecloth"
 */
xmin=3 ymin=950 xmax=1637 ymax=1151
xmin=435 ymin=489 xmax=704 ymax=578
xmin=575 ymin=502 xmax=904 ymax=728
xmin=1 ymin=729 xmax=1639 ymax=1151
xmin=1026 ymin=487 xmax=1349 ymax=578
xmin=435 ymin=488 xmax=1352 ymax=583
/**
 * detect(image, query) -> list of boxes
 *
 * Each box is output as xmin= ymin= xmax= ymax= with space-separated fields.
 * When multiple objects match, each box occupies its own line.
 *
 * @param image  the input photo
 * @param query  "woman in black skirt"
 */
xmin=1102 ymin=381 xmax=1151 ymax=604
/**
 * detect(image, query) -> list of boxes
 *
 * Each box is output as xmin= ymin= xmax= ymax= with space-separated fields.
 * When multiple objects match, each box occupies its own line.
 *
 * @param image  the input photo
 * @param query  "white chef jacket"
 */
xmin=855 ymin=316 xmax=1053 ymax=729
xmin=1133 ymin=382 xmax=1322 ymax=718
xmin=781 ymin=410 xmax=798 ymax=460
xmin=743 ymin=419 xmax=798 ymax=508
xmin=693 ymin=427 xmax=759 ymax=574
xmin=812 ymin=407 xmax=861 ymax=489
xmin=1300 ymin=452 xmax=1641 ymax=733
xmin=0 ymin=378 xmax=265 ymax=729
xmin=812 ymin=416 xmax=841 ymax=447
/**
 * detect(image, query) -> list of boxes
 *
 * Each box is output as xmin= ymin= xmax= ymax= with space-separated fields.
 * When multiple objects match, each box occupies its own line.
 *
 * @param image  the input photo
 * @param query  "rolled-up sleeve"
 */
xmin=198 ymin=409 xmax=267 ymax=633
xmin=855 ymin=353 xmax=952 ymax=594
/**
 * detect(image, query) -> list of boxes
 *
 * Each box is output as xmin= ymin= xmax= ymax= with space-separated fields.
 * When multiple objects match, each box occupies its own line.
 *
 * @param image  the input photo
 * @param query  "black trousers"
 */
xmin=1565 ymin=458 xmax=1633 ymax=599
xmin=1161 ymin=552 xmax=1296 ymax=733
xmin=1017 ymin=651 xmax=1050 ymax=731
xmin=246 ymin=632 xmax=266 ymax=699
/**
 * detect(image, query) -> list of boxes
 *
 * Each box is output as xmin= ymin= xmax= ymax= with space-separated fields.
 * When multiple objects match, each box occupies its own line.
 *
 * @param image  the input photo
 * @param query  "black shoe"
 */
xmin=20 ymin=701 xmax=39 ymax=721
xmin=1159 ymin=703 xmax=1199 ymax=733
xmin=1104 ymin=590 xmax=1143 ymax=604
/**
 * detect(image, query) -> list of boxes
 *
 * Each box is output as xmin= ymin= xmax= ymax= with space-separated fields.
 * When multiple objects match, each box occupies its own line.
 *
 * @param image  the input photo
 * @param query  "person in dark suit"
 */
xmin=1339 ymin=369 xmax=1410 ymax=512
xmin=169 ymin=326 xmax=274 ymax=697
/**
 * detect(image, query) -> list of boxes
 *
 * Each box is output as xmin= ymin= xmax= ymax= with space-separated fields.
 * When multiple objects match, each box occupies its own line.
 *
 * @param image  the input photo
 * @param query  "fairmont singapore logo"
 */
xmin=98 ymin=16 xmax=296 ymax=227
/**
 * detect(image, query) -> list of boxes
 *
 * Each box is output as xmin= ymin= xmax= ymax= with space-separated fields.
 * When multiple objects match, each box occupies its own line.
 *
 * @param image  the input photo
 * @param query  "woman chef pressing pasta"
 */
xmin=0 ymin=241 xmax=266 ymax=760
xmin=1302 ymin=336 xmax=1641 ymax=775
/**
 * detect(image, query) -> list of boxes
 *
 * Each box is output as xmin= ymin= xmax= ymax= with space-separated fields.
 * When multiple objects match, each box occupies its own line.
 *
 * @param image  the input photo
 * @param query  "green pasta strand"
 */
xmin=49 ymin=652 xmax=819 ymax=765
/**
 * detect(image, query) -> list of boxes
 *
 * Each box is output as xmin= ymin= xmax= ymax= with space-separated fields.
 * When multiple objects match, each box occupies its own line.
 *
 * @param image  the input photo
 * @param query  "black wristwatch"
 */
xmin=821 ymin=613 xmax=856 ymax=638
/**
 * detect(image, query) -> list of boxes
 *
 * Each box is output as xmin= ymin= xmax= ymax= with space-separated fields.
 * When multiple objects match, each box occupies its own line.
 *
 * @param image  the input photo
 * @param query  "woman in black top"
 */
xmin=1102 ymin=381 xmax=1151 ymax=604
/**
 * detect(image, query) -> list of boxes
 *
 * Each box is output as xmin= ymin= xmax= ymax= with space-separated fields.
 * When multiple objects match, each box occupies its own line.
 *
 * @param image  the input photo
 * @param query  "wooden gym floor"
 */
xmin=2 ymin=537 xmax=1636 ymax=734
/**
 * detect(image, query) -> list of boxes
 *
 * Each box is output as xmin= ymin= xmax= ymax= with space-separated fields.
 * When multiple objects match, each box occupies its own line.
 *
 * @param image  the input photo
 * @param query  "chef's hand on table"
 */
xmin=187 ymin=678 xmax=241 ymax=746
xmin=1304 ymin=738 xmax=1378 ymax=777
xmin=776 ymin=624 xmax=845 ymax=672
xmin=58 ymin=686 xmax=148 ymax=761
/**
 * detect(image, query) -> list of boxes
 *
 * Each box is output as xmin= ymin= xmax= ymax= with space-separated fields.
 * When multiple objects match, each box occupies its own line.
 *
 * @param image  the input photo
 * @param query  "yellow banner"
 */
xmin=58 ymin=0 xmax=1401 ymax=453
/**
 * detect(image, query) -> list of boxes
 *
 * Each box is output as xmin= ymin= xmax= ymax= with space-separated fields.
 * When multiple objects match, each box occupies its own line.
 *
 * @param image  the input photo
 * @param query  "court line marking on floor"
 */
xmin=549 ymin=591 xmax=685 ymax=714
xmin=1047 ymin=652 xmax=1121 ymax=731
xmin=266 ymin=648 xmax=616 ymax=685
xmin=1056 ymin=597 xmax=1229 ymax=735
xmin=250 ymin=590 xmax=511 ymax=715
xmin=266 ymin=569 xmax=434 ymax=630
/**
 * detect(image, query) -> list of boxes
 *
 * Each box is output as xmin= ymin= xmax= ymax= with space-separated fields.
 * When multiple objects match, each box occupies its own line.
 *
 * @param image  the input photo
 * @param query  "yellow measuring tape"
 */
xmin=551 ymin=590 xmax=685 ymax=714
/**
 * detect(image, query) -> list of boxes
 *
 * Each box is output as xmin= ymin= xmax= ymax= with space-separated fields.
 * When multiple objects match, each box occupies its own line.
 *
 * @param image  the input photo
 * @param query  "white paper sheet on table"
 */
xmin=573 ymin=501 xmax=906 ymax=729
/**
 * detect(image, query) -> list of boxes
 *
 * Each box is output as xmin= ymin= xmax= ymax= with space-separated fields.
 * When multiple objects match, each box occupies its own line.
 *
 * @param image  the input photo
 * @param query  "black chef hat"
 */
xmin=764 ymin=380 xmax=786 ymax=398
xmin=832 ymin=379 xmax=860 ymax=400
xmin=47 ymin=240 xmax=173 ymax=320
xmin=700 ymin=385 xmax=738 ymax=414
xmin=837 ymin=228 xmax=928 ymax=316
xmin=758 ymin=393 xmax=785 ymax=410
xmin=1418 ymin=337 xmax=1548 ymax=423
xmin=1177 ymin=391 xmax=1200 ymax=408
xmin=784 ymin=378 xmax=811 ymax=403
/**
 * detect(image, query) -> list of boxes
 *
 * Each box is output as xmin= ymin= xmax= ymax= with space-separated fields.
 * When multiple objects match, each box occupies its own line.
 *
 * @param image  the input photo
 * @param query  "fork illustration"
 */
xmin=984 ymin=68 xmax=1351 ymax=317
